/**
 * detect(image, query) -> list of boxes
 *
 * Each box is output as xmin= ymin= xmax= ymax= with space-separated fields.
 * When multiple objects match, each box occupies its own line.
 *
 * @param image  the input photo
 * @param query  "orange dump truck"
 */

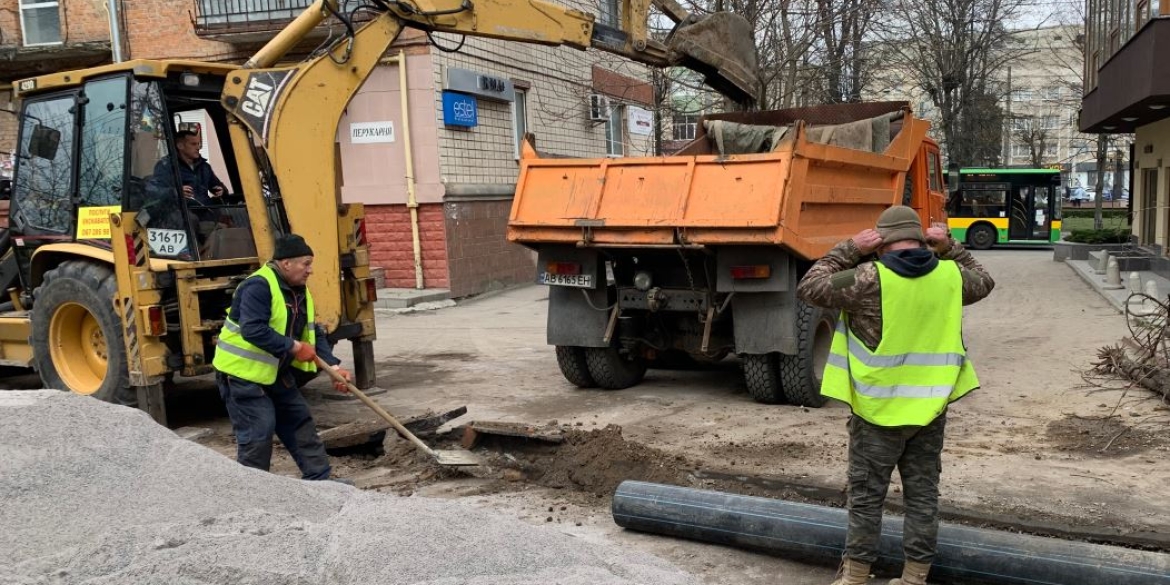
xmin=506 ymin=102 xmax=948 ymax=407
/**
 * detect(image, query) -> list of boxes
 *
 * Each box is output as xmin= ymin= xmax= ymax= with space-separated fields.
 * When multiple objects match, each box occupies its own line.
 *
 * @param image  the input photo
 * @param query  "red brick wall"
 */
xmin=443 ymin=199 xmax=536 ymax=298
xmin=0 ymin=0 xmax=110 ymax=47
xmin=365 ymin=204 xmax=449 ymax=289
xmin=121 ymin=0 xmax=240 ymax=61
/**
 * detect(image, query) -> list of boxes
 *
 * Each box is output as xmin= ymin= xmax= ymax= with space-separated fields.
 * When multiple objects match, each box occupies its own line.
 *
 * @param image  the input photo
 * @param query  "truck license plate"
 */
xmin=540 ymin=272 xmax=593 ymax=288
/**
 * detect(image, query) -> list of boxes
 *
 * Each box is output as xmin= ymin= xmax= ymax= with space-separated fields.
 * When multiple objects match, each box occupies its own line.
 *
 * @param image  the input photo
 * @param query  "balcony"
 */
xmin=1080 ymin=17 xmax=1170 ymax=133
xmin=0 ymin=41 xmax=111 ymax=83
xmin=194 ymin=0 xmax=316 ymax=42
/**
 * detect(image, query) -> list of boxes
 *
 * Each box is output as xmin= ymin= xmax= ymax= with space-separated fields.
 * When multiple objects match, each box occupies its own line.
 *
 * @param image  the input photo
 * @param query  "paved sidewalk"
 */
xmin=1066 ymin=257 xmax=1170 ymax=314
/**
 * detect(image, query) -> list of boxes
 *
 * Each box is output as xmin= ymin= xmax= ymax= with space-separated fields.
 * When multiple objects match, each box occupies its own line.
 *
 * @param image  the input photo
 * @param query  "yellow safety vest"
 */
xmin=821 ymin=260 xmax=978 ymax=426
xmin=212 ymin=264 xmax=316 ymax=385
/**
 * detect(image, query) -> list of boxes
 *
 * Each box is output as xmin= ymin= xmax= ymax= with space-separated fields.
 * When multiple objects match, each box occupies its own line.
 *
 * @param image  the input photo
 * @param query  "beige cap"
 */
xmin=875 ymin=206 xmax=925 ymax=245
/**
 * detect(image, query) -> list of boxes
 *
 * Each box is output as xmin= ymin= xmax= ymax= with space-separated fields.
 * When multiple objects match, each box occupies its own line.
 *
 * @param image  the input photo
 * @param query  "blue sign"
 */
xmin=442 ymin=91 xmax=478 ymax=127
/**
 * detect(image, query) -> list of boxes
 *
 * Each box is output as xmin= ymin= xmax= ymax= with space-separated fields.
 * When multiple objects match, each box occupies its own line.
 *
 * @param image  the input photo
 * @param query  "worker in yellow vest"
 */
xmin=797 ymin=206 xmax=995 ymax=585
xmin=213 ymin=234 xmax=354 ymax=482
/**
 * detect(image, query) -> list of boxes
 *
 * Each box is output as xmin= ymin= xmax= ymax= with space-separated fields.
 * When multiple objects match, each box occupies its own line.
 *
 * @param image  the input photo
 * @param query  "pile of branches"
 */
xmin=1092 ymin=293 xmax=1170 ymax=401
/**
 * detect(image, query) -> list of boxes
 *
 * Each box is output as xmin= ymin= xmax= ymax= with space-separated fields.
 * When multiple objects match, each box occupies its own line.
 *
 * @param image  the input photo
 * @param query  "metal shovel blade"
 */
xmin=315 ymin=357 xmax=482 ymax=467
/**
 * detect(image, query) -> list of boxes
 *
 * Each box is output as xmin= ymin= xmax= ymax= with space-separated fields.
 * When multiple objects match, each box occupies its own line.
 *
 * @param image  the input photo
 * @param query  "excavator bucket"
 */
xmin=666 ymin=12 xmax=759 ymax=107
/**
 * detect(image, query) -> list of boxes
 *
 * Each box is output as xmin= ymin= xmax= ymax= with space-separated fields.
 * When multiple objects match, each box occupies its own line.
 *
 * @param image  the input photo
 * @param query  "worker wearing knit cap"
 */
xmin=212 ymin=233 xmax=354 ymax=484
xmin=797 ymin=206 xmax=995 ymax=585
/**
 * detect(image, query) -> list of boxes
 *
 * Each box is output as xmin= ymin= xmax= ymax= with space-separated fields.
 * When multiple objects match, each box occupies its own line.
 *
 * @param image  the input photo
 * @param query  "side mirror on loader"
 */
xmin=28 ymin=125 xmax=60 ymax=161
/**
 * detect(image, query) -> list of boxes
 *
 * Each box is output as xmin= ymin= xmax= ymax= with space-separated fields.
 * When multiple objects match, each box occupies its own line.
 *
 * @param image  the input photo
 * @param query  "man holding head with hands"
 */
xmin=213 ymin=233 xmax=354 ymax=483
xmin=797 ymin=207 xmax=995 ymax=585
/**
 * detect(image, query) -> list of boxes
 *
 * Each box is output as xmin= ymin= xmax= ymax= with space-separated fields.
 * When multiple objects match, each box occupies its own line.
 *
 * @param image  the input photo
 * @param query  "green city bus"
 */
xmin=946 ymin=168 xmax=1062 ymax=249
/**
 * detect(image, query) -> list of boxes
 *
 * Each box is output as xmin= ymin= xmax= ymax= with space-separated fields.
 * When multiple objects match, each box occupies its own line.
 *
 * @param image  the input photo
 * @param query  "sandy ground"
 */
xmin=5 ymin=249 xmax=1169 ymax=584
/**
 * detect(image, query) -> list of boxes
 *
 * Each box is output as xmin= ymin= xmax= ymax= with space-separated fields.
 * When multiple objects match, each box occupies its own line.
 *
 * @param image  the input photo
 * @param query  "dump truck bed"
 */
xmin=507 ymin=102 xmax=933 ymax=261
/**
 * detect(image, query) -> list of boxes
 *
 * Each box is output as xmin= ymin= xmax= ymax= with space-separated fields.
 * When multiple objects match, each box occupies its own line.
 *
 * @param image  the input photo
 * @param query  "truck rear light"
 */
xmin=125 ymin=235 xmax=137 ymax=265
xmin=146 ymin=306 xmax=165 ymax=336
xmin=730 ymin=265 xmax=771 ymax=279
xmin=365 ymin=278 xmax=378 ymax=303
xmin=545 ymin=262 xmax=581 ymax=275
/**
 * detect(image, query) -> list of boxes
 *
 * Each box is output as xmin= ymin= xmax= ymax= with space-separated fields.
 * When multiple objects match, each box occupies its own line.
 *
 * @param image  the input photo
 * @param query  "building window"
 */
xmin=672 ymin=114 xmax=698 ymax=141
xmin=1011 ymin=143 xmax=1033 ymax=159
xmin=606 ymin=104 xmax=625 ymax=157
xmin=1042 ymin=115 xmax=1061 ymax=130
xmin=1010 ymin=89 xmax=1033 ymax=103
xmin=599 ymin=0 xmax=620 ymax=27
xmin=512 ymin=89 xmax=528 ymax=159
xmin=1044 ymin=142 xmax=1058 ymax=156
xmin=19 ymin=0 xmax=61 ymax=46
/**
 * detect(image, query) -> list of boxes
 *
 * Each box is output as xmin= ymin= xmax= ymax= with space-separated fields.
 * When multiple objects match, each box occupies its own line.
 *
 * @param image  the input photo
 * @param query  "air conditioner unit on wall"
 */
xmin=589 ymin=94 xmax=611 ymax=121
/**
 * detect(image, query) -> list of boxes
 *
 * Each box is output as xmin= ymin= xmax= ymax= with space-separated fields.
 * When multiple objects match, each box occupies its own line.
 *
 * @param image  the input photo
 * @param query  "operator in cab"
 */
xmin=212 ymin=234 xmax=355 ymax=483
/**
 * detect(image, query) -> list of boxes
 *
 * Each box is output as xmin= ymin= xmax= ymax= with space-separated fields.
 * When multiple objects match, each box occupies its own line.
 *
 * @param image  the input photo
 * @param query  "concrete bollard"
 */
xmin=1093 ymin=252 xmax=1109 ymax=274
xmin=1103 ymin=257 xmax=1124 ymax=289
xmin=1128 ymin=272 xmax=1145 ymax=307
xmin=1144 ymin=279 xmax=1160 ymax=314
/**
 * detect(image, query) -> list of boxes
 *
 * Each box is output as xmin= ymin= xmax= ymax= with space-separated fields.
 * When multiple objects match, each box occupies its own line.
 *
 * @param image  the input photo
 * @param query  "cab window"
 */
xmin=12 ymin=94 xmax=77 ymax=234
xmin=927 ymin=151 xmax=942 ymax=192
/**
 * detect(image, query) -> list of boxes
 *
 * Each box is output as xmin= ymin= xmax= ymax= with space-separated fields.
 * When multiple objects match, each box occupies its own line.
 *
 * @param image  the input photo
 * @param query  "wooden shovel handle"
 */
xmin=314 ymin=357 xmax=436 ymax=457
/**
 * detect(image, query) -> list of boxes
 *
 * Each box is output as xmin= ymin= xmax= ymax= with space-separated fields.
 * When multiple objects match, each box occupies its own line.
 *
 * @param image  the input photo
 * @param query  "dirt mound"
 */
xmin=528 ymin=425 xmax=693 ymax=495
xmin=1045 ymin=415 xmax=1166 ymax=456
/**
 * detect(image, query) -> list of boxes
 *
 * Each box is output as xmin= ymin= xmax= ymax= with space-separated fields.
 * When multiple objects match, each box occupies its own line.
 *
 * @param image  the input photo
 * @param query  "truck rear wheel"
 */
xmin=31 ymin=261 xmax=133 ymax=405
xmin=777 ymin=300 xmax=834 ymax=408
xmin=742 ymin=353 xmax=785 ymax=404
xmin=555 ymin=346 xmax=596 ymax=388
xmin=584 ymin=347 xmax=646 ymax=390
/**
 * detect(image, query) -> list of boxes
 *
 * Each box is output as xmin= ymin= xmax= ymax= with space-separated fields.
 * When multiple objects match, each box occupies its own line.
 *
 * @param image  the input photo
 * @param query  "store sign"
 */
xmin=442 ymin=91 xmax=478 ymax=127
xmin=446 ymin=67 xmax=515 ymax=102
xmin=350 ymin=121 xmax=395 ymax=144
xmin=627 ymin=106 xmax=653 ymax=136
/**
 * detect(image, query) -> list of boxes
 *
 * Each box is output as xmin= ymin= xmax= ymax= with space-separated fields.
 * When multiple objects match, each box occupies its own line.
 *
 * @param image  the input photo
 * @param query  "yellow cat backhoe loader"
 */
xmin=2 ymin=0 xmax=757 ymax=424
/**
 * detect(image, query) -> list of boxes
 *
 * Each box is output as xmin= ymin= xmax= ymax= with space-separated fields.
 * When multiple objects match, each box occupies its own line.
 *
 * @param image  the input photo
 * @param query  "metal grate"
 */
xmin=194 ymin=0 xmax=314 ymax=32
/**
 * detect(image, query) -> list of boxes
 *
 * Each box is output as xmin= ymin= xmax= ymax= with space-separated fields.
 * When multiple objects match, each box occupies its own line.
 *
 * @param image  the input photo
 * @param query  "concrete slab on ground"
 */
xmin=374 ymin=288 xmax=451 ymax=309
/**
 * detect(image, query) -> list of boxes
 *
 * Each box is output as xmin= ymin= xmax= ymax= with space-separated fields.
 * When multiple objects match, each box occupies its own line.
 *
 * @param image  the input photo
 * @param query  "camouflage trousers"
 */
xmin=844 ymin=412 xmax=947 ymax=565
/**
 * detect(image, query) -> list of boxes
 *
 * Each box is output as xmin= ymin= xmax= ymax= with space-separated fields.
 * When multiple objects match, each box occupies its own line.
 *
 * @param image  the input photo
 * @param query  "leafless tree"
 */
xmin=876 ymin=0 xmax=1033 ymax=166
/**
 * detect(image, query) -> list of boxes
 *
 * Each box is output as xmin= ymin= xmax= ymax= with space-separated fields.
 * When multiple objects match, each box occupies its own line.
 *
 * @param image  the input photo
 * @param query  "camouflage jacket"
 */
xmin=796 ymin=237 xmax=995 ymax=350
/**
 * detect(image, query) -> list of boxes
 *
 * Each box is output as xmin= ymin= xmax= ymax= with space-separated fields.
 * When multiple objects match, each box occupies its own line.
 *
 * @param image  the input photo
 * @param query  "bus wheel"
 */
xmin=30 ymin=261 xmax=134 ymax=405
xmin=967 ymin=224 xmax=997 ymax=250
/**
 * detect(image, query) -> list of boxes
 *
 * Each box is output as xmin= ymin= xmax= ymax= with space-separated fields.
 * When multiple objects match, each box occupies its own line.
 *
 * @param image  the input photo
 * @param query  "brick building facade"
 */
xmin=3 ymin=0 xmax=655 ymax=298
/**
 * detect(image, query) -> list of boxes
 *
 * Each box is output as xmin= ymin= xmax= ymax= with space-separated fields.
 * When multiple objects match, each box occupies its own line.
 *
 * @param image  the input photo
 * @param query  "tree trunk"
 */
xmin=1094 ymin=135 xmax=1109 ymax=230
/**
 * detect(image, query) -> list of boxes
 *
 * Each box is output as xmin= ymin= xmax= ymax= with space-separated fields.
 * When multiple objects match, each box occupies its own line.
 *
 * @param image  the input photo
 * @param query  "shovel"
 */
xmin=315 ymin=357 xmax=481 ymax=466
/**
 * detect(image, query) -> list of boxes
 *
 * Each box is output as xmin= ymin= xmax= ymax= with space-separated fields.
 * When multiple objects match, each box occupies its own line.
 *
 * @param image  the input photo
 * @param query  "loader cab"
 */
xmin=9 ymin=65 xmax=255 ymax=291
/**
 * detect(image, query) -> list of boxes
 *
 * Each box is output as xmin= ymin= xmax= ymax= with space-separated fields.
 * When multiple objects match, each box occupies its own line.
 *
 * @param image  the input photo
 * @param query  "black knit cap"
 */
xmin=272 ymin=234 xmax=314 ymax=260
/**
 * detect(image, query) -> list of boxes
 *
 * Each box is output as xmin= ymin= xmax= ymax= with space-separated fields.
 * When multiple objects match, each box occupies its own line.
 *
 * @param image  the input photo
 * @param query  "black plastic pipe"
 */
xmin=612 ymin=481 xmax=1170 ymax=585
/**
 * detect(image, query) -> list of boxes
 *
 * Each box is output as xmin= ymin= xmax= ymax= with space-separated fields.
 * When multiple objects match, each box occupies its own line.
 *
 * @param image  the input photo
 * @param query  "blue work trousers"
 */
xmin=216 ymin=371 xmax=331 ymax=480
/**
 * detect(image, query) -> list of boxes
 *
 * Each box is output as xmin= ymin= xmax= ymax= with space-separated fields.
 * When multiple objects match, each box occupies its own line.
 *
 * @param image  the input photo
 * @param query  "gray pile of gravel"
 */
xmin=0 ymin=391 xmax=700 ymax=585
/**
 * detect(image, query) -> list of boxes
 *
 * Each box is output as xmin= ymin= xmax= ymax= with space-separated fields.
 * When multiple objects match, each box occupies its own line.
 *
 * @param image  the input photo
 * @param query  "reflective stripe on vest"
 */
xmin=212 ymin=264 xmax=316 ymax=385
xmin=820 ymin=260 xmax=978 ymax=426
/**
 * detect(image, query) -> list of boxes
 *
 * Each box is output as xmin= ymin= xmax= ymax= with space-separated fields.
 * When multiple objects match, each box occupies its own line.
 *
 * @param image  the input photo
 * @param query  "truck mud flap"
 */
xmin=731 ymin=291 xmax=797 ymax=355
xmin=541 ymin=247 xmax=609 ymax=347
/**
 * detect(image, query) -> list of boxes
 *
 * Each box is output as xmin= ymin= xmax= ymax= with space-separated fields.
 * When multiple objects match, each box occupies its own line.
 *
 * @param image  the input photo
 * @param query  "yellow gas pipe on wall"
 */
xmin=380 ymin=50 xmax=424 ymax=289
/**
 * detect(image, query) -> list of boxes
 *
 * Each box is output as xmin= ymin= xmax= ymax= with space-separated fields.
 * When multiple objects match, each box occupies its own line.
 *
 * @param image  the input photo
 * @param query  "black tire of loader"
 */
xmin=777 ymin=300 xmax=835 ymax=408
xmin=555 ymin=345 xmax=597 ymax=388
xmin=742 ymin=353 xmax=785 ymax=404
xmin=31 ymin=261 xmax=135 ymax=406
xmin=584 ymin=347 xmax=647 ymax=390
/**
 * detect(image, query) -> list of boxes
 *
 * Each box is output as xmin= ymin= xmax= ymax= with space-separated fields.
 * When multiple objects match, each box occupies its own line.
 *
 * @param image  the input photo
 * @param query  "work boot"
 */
xmin=887 ymin=561 xmax=931 ymax=585
xmin=829 ymin=558 xmax=871 ymax=585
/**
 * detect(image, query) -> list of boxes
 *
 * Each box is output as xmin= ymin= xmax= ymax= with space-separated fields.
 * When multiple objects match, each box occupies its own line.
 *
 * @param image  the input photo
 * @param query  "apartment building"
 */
xmin=2 ymin=0 xmax=655 ymax=297
xmin=1080 ymin=0 xmax=1170 ymax=252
